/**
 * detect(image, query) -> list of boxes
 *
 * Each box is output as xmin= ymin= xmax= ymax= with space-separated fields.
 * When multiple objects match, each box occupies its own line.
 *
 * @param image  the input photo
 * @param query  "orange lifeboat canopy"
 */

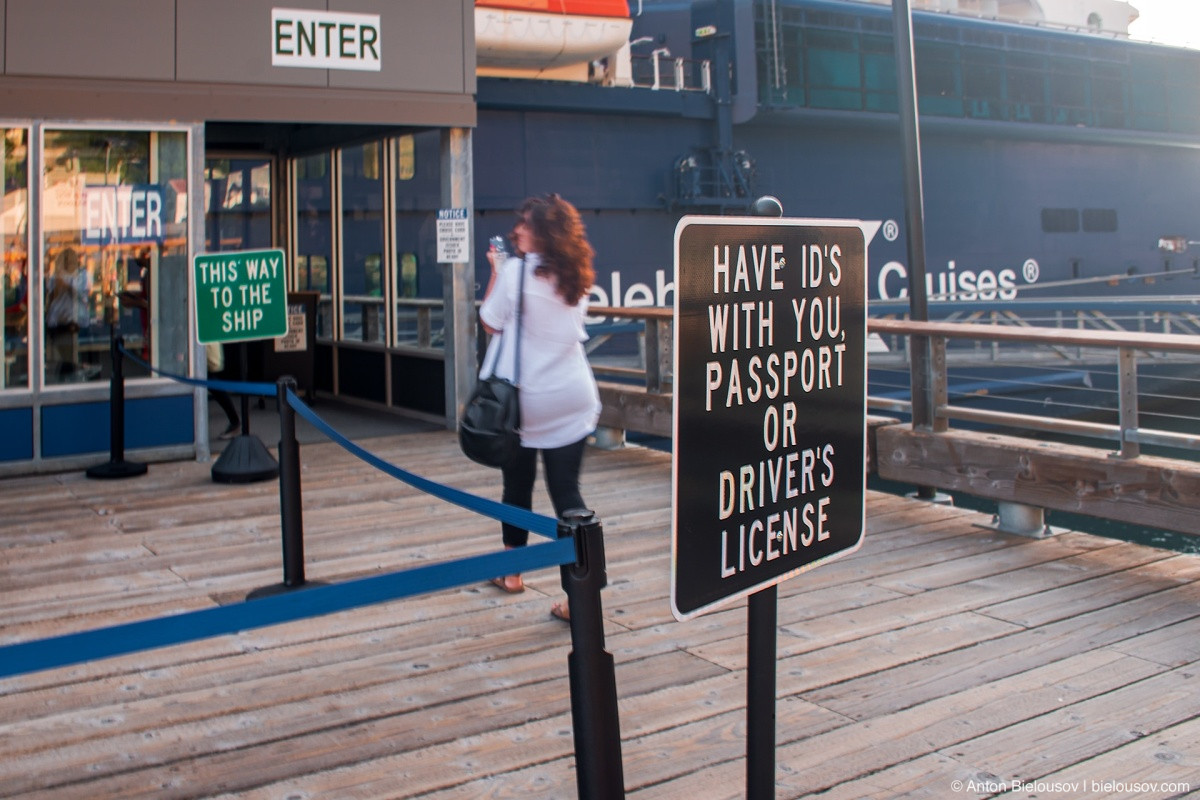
xmin=476 ymin=0 xmax=634 ymax=81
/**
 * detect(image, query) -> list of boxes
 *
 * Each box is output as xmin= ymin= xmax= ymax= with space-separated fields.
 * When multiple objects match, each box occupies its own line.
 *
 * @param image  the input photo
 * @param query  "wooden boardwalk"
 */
xmin=1 ymin=431 xmax=1198 ymax=799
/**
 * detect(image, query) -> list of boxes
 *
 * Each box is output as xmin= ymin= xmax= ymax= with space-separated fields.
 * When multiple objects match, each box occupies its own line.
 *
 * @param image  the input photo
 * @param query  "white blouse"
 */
xmin=479 ymin=254 xmax=601 ymax=449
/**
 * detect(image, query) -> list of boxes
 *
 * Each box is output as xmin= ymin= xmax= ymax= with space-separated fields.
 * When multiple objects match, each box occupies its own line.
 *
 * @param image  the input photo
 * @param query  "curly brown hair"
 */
xmin=517 ymin=194 xmax=595 ymax=306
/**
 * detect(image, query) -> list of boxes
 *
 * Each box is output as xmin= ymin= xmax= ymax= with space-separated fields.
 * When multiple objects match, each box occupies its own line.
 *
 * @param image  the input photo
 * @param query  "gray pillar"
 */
xmin=441 ymin=127 xmax=476 ymax=429
xmin=191 ymin=121 xmax=211 ymax=462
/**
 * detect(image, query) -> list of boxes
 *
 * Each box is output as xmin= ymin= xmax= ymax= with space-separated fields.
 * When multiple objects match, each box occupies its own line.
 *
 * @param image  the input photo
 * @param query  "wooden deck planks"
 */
xmin=1 ymin=429 xmax=1198 ymax=798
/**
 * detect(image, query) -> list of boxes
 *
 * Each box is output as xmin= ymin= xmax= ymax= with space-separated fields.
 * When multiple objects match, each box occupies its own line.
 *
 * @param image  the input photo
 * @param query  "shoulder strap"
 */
xmin=513 ymin=257 xmax=526 ymax=385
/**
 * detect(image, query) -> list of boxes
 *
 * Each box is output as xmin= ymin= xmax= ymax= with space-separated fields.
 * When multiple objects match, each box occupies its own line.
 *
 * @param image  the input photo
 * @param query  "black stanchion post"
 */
xmin=277 ymin=377 xmax=305 ymax=588
xmin=746 ymin=585 xmax=778 ymax=799
xmin=246 ymin=376 xmax=317 ymax=601
xmin=211 ymin=341 xmax=278 ymax=484
xmin=559 ymin=508 xmax=625 ymax=800
xmin=86 ymin=335 xmax=147 ymax=479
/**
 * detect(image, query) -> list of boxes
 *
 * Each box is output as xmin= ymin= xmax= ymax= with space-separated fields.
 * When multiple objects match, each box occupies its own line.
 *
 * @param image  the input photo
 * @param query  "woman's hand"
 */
xmin=480 ymin=250 xmax=505 ymax=335
xmin=486 ymin=248 xmax=503 ymax=274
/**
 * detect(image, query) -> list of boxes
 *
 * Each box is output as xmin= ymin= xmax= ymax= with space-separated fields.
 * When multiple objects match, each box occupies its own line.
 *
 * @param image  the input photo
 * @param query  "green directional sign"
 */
xmin=193 ymin=248 xmax=288 ymax=344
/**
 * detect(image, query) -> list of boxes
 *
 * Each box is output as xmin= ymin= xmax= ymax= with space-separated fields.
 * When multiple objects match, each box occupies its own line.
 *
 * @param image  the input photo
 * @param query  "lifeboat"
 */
xmin=476 ymin=0 xmax=634 ymax=81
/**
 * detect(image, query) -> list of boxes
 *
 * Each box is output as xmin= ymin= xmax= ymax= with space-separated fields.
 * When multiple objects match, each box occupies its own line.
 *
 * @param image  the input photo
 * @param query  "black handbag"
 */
xmin=459 ymin=260 xmax=525 ymax=468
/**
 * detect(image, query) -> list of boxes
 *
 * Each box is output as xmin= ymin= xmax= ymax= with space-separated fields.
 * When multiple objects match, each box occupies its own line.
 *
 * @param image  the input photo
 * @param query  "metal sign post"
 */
xmin=671 ymin=215 xmax=869 ymax=795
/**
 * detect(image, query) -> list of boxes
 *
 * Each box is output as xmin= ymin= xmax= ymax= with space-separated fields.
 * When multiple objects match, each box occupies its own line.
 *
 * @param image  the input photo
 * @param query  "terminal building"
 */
xmin=0 ymin=1 xmax=480 ymax=474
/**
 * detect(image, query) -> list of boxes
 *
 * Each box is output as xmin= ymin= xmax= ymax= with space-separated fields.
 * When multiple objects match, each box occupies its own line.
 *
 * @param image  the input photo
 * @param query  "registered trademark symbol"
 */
xmin=1022 ymin=259 xmax=1040 ymax=283
xmin=882 ymin=220 xmax=900 ymax=242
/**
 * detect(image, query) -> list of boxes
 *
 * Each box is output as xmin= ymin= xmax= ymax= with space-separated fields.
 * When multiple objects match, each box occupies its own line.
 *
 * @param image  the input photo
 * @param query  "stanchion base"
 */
xmin=212 ymin=434 xmax=279 ymax=484
xmin=245 ymin=580 xmax=327 ymax=601
xmin=85 ymin=459 xmax=148 ymax=480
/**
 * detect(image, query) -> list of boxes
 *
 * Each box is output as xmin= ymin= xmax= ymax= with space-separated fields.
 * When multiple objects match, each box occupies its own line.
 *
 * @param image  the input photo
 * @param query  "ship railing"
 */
xmin=868 ymin=317 xmax=1200 ymax=459
xmin=629 ymin=52 xmax=711 ymax=93
xmin=868 ymin=299 xmax=1200 ymax=371
xmin=584 ymin=302 xmax=1200 ymax=460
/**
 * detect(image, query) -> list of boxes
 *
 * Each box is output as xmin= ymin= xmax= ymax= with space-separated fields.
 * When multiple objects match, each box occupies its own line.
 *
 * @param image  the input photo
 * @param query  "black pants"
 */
xmin=208 ymin=369 xmax=239 ymax=428
xmin=501 ymin=436 xmax=589 ymax=548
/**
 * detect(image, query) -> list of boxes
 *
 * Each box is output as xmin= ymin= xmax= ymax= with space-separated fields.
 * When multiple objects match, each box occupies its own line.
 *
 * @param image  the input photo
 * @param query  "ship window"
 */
xmin=1082 ymin=209 xmax=1117 ymax=233
xmin=1091 ymin=63 xmax=1128 ymax=129
xmin=1165 ymin=56 xmax=1200 ymax=134
xmin=916 ymin=42 xmax=962 ymax=117
xmin=1007 ymin=53 xmax=1048 ymax=124
xmin=963 ymin=49 xmax=1004 ymax=120
xmin=1041 ymin=208 xmax=1079 ymax=233
xmin=862 ymin=34 xmax=896 ymax=112
xmin=805 ymin=29 xmax=863 ymax=110
xmin=1129 ymin=55 xmax=1169 ymax=132
xmin=1049 ymin=58 xmax=1089 ymax=125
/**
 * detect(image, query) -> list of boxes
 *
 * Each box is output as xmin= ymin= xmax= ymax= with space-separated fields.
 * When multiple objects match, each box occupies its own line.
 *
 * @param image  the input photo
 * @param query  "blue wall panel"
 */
xmin=41 ymin=395 xmax=194 ymax=458
xmin=0 ymin=408 xmax=34 ymax=462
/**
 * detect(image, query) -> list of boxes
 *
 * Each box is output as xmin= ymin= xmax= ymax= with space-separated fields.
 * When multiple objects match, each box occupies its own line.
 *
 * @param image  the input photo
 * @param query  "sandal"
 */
xmin=550 ymin=601 xmax=570 ymax=622
xmin=490 ymin=575 xmax=524 ymax=594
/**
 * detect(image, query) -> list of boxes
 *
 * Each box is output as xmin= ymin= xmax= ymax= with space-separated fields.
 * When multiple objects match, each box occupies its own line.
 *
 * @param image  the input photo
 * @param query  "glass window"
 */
xmin=295 ymin=152 xmax=333 ymax=338
xmin=397 ymin=135 xmax=415 ymax=180
xmin=398 ymin=252 xmax=417 ymax=298
xmin=340 ymin=142 xmax=385 ymax=344
xmin=3 ymin=128 xmax=29 ymax=390
xmin=41 ymin=128 xmax=189 ymax=385
xmin=394 ymin=252 xmax=431 ymax=347
xmin=392 ymin=131 xmax=444 ymax=349
xmin=205 ymin=157 xmax=273 ymax=252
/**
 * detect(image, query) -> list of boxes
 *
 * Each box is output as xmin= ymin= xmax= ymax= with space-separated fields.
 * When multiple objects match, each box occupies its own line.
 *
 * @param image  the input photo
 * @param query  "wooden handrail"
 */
xmin=588 ymin=306 xmax=1200 ymax=354
xmin=588 ymin=305 xmax=674 ymax=321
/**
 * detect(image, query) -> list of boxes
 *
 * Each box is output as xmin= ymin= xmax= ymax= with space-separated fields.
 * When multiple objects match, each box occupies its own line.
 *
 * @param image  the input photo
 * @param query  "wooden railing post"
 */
xmin=930 ymin=335 xmax=949 ymax=433
xmin=1117 ymin=346 xmax=1140 ymax=459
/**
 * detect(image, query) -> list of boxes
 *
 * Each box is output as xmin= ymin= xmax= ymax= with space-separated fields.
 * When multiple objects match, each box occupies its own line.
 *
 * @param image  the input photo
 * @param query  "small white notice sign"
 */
xmin=437 ymin=208 xmax=470 ymax=264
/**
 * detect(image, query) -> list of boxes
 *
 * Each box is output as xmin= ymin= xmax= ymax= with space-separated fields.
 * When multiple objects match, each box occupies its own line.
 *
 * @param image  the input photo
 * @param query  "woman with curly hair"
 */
xmin=478 ymin=194 xmax=601 ymax=621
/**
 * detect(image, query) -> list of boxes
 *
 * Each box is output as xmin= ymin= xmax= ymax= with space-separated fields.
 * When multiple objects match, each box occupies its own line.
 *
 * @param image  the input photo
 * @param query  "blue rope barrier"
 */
xmin=0 ymin=342 xmax=572 ymax=682
xmin=285 ymin=389 xmax=560 ymax=540
xmin=0 ymin=537 xmax=576 ymax=680
xmin=117 ymin=344 xmax=276 ymax=397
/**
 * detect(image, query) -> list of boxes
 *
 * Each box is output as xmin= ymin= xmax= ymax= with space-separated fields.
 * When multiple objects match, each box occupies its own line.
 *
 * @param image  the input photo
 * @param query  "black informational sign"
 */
xmin=671 ymin=217 xmax=868 ymax=620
